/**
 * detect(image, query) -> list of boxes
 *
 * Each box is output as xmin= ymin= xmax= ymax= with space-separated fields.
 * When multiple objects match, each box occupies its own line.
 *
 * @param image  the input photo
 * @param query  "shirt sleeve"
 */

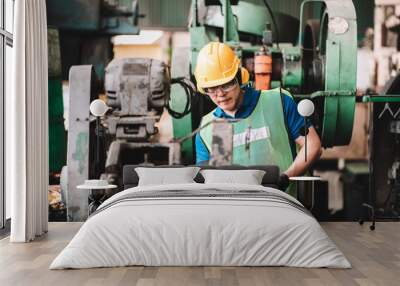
xmin=282 ymin=94 xmax=312 ymax=141
xmin=195 ymin=133 xmax=210 ymax=164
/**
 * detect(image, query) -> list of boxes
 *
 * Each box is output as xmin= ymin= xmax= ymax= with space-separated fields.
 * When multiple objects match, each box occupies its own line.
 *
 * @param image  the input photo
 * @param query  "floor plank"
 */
xmin=0 ymin=222 xmax=399 ymax=286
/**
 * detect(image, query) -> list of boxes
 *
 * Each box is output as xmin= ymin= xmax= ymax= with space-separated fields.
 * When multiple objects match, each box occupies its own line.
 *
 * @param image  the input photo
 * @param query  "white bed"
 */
xmin=50 ymin=183 xmax=351 ymax=269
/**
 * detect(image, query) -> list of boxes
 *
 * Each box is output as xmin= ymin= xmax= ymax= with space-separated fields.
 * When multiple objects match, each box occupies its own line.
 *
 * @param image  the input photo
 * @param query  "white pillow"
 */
xmin=200 ymin=169 xmax=266 ymax=185
xmin=135 ymin=167 xmax=200 ymax=186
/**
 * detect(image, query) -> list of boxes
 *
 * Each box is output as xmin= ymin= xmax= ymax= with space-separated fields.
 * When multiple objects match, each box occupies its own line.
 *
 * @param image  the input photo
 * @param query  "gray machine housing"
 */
xmin=65 ymin=58 xmax=181 ymax=221
xmin=103 ymin=58 xmax=181 ymax=186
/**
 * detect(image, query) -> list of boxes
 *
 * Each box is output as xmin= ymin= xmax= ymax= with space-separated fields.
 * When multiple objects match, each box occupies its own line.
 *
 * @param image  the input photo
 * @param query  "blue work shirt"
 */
xmin=195 ymin=87 xmax=309 ymax=164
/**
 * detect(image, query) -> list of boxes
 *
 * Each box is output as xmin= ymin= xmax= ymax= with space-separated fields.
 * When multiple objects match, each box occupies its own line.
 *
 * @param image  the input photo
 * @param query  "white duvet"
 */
xmin=50 ymin=183 xmax=351 ymax=269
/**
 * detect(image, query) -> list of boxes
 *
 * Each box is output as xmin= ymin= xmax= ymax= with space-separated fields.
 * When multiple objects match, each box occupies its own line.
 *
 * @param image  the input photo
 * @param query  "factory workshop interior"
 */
xmin=1 ymin=0 xmax=400 ymax=285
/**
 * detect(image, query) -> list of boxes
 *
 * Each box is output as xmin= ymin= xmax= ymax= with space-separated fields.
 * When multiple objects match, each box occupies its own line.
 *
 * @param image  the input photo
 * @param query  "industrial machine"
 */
xmin=170 ymin=0 xmax=358 ymax=164
xmin=367 ymin=75 xmax=400 ymax=221
xmin=65 ymin=58 xmax=183 ymax=221
xmin=64 ymin=0 xmax=361 ymax=220
xmin=103 ymin=58 xmax=181 ymax=183
xmin=46 ymin=0 xmax=143 ymax=220
xmin=62 ymin=0 xmax=400 ymax=222
xmin=46 ymin=0 xmax=141 ymax=80
xmin=168 ymin=0 xmax=400 ymax=224
xmin=47 ymin=0 xmax=140 ymax=34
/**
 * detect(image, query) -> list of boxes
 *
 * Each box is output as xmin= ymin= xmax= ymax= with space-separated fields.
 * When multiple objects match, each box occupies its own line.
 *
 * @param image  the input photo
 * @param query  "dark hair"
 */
xmin=235 ymin=69 xmax=242 ymax=84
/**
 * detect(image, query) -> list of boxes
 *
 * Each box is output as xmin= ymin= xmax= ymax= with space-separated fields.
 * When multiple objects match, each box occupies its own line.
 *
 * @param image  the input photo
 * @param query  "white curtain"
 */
xmin=7 ymin=0 xmax=49 ymax=242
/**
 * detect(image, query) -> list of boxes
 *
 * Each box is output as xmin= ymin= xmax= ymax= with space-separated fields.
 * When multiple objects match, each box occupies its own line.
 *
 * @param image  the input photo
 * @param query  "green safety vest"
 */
xmin=199 ymin=88 xmax=296 ymax=196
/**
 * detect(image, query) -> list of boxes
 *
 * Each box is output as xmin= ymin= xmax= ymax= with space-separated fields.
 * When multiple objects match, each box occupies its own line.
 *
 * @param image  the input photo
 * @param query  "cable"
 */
xmin=166 ymin=77 xmax=195 ymax=119
xmin=262 ymin=0 xmax=280 ymax=49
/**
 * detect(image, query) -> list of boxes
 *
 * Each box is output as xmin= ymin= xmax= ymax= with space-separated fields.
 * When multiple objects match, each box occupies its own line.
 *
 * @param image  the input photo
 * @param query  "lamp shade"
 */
xmin=90 ymin=99 xmax=108 ymax=117
xmin=297 ymin=99 xmax=315 ymax=117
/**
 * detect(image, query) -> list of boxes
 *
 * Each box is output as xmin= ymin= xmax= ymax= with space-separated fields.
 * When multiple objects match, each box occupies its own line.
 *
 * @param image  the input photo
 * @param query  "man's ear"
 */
xmin=240 ymin=67 xmax=250 ymax=85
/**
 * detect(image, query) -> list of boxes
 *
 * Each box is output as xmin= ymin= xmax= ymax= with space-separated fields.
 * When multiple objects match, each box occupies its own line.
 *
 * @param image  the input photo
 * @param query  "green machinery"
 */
xmin=170 ymin=0 xmax=358 ymax=163
xmin=168 ymin=0 xmax=400 ymax=222
xmin=48 ymin=28 xmax=66 ymax=173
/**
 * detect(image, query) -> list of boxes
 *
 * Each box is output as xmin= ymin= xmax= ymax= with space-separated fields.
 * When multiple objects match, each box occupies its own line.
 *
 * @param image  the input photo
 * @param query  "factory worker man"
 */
xmin=194 ymin=42 xmax=321 ymax=194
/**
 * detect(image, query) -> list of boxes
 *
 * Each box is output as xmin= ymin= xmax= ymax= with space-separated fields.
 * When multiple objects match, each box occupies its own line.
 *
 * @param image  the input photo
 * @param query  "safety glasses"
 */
xmin=203 ymin=78 xmax=238 ymax=96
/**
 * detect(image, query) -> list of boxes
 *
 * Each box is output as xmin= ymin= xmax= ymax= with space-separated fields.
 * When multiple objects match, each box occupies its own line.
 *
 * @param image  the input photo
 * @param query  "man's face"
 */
xmin=204 ymin=78 xmax=241 ymax=112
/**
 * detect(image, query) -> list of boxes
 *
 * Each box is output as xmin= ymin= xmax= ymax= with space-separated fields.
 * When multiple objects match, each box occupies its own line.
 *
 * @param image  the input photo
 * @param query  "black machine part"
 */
xmin=302 ymin=19 xmax=325 ymax=93
xmin=204 ymin=0 xmax=239 ymax=5
xmin=370 ymin=73 xmax=400 ymax=216
xmin=265 ymin=19 xmax=325 ymax=90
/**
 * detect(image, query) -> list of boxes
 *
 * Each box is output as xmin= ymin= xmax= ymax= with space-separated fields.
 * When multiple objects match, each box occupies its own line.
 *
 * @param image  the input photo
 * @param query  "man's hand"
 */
xmin=278 ymin=173 xmax=290 ymax=190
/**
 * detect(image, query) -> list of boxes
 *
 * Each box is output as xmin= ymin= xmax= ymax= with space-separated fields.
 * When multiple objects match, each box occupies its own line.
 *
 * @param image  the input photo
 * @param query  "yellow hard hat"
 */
xmin=194 ymin=42 xmax=249 ymax=93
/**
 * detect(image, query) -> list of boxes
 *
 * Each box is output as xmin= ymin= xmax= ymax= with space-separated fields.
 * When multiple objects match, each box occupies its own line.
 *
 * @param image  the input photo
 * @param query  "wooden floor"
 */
xmin=0 ymin=222 xmax=399 ymax=286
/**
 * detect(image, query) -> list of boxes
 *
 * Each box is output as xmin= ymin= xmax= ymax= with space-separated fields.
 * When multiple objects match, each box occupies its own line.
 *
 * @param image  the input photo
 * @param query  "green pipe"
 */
xmin=362 ymin=95 xmax=400 ymax=103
